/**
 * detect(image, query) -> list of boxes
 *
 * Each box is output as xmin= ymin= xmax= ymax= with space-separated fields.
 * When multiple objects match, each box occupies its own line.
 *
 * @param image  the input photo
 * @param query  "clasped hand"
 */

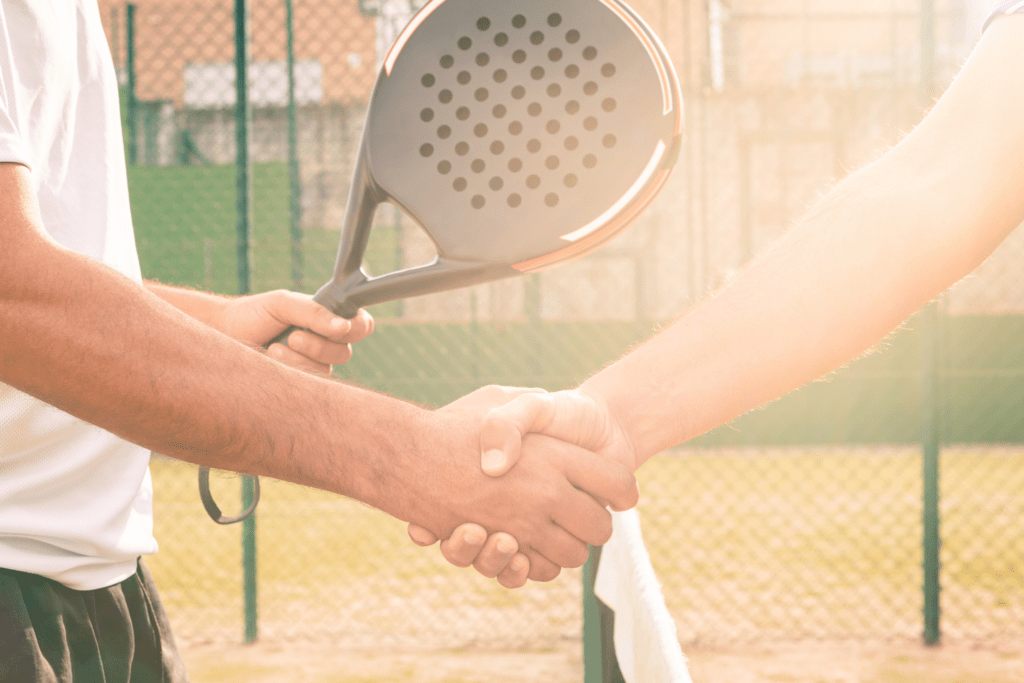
xmin=409 ymin=387 xmax=639 ymax=588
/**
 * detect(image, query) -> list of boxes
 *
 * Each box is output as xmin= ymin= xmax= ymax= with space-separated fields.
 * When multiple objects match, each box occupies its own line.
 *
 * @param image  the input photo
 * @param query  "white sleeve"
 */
xmin=0 ymin=5 xmax=33 ymax=169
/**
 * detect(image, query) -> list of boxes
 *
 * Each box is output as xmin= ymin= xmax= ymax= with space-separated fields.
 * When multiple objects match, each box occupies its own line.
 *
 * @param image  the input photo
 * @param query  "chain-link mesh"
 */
xmin=96 ymin=0 xmax=1023 ymax=651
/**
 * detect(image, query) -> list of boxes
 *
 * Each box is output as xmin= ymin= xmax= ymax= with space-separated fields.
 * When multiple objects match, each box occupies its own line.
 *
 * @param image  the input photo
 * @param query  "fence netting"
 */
xmin=97 ymin=0 xmax=1024 ymax=649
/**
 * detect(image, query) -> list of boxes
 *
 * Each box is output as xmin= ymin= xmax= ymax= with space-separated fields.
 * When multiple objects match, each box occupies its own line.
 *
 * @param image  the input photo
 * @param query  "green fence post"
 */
xmin=918 ymin=0 xmax=940 ymax=647
xmin=582 ymin=546 xmax=603 ymax=683
xmin=125 ymin=4 xmax=137 ymax=166
xmin=285 ymin=0 xmax=303 ymax=291
xmin=921 ymin=300 xmax=941 ymax=646
xmin=234 ymin=0 xmax=258 ymax=645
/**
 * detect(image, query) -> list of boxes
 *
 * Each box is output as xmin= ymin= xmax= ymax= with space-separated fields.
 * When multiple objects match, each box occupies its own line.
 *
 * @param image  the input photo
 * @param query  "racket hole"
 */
xmin=439 ymin=89 xmax=453 ymax=104
xmin=548 ymin=13 xmax=562 ymax=27
xmin=421 ymin=108 xmax=435 ymax=122
xmin=490 ymin=140 xmax=505 ymax=155
xmin=547 ymin=83 xmax=562 ymax=97
xmin=472 ymin=194 xmax=486 ymax=209
xmin=456 ymin=107 xmax=471 ymax=121
xmin=602 ymin=98 xmax=617 ymax=112
xmin=603 ymin=134 xmax=617 ymax=148
xmin=564 ymin=173 xmax=578 ymax=188
xmin=512 ymin=14 xmax=526 ymax=29
xmin=440 ymin=55 xmax=455 ymax=69
xmin=584 ymin=81 xmax=598 ymax=96
xmin=508 ymin=193 xmax=522 ymax=207
xmin=545 ymin=193 xmax=560 ymax=207
xmin=475 ymin=88 xmax=489 ymax=102
xmin=458 ymin=71 xmax=472 ymax=85
xmin=526 ymin=175 xmax=541 ymax=189
xmin=438 ymin=125 xmax=452 ymax=139
xmin=455 ymin=141 xmax=470 ymax=156
xmin=565 ymin=100 xmax=580 ymax=115
xmin=476 ymin=17 xmax=491 ymax=31
xmin=546 ymin=120 xmax=560 ymax=134
xmin=474 ymin=123 xmax=488 ymax=137
xmin=527 ymin=139 xmax=542 ymax=153
xmin=476 ymin=53 xmax=490 ymax=67
xmin=471 ymin=159 xmax=486 ymax=173
xmin=511 ymin=86 xmax=526 ymax=100
xmin=422 ymin=74 xmax=436 ymax=88
xmin=437 ymin=160 xmax=452 ymax=174
xmin=508 ymin=157 xmax=523 ymax=172
xmin=583 ymin=154 xmax=597 ymax=168
xmin=454 ymin=177 xmax=468 ymax=191
xmin=545 ymin=155 xmax=560 ymax=170
xmin=530 ymin=31 xmax=545 ymax=45
xmin=492 ymin=104 xmax=507 ymax=118
xmin=583 ymin=117 xmax=598 ymax=131
xmin=564 ymin=136 xmax=579 ymax=150
xmin=602 ymin=63 xmax=617 ymax=78
xmin=583 ymin=46 xmax=598 ymax=61
xmin=420 ymin=143 xmax=434 ymax=157
xmin=512 ymin=50 xmax=527 ymax=64
xmin=509 ymin=121 xmax=524 ymax=135
xmin=565 ymin=64 xmax=580 ymax=78
xmin=528 ymin=102 xmax=542 ymax=117
xmin=458 ymin=37 xmax=472 ymax=51
xmin=493 ymin=69 xmax=508 ymax=83
xmin=489 ymin=176 xmax=504 ymax=191
xmin=566 ymin=29 xmax=580 ymax=44
xmin=531 ymin=66 xmax=545 ymax=80
xmin=548 ymin=48 xmax=563 ymax=62
xmin=494 ymin=32 xmax=509 ymax=47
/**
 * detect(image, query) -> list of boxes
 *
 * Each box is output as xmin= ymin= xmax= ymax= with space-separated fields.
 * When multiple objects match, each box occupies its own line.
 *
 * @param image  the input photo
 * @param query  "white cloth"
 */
xmin=0 ymin=0 xmax=157 ymax=590
xmin=594 ymin=510 xmax=692 ymax=683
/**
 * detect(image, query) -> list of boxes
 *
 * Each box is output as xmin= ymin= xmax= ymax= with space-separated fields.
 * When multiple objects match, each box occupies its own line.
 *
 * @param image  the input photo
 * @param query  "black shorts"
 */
xmin=0 ymin=559 xmax=188 ymax=683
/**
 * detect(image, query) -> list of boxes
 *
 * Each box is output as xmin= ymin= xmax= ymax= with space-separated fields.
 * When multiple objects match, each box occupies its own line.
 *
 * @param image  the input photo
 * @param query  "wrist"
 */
xmin=576 ymin=381 xmax=642 ymax=471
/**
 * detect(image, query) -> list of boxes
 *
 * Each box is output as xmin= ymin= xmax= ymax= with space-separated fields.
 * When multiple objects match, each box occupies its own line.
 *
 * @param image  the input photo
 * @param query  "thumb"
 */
xmin=480 ymin=392 xmax=560 ymax=476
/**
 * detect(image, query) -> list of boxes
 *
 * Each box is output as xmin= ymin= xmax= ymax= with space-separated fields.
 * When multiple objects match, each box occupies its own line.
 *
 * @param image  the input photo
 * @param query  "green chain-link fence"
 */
xmin=97 ymin=0 xmax=1023 ymax=651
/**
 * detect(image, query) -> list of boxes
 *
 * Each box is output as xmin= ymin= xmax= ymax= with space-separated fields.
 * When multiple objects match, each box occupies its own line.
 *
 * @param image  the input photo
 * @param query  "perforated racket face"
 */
xmin=367 ymin=0 xmax=680 ymax=267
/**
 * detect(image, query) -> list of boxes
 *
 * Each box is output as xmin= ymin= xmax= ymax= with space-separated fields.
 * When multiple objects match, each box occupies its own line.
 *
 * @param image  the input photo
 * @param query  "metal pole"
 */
xmin=285 ymin=0 xmax=303 ymax=291
xmin=126 ymin=4 xmax=137 ymax=166
xmin=234 ymin=0 xmax=258 ymax=644
xmin=582 ymin=547 xmax=603 ymax=683
xmin=918 ymin=0 xmax=940 ymax=647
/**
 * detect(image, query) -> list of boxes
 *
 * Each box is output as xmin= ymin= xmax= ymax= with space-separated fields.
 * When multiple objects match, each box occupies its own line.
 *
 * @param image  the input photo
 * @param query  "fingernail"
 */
xmin=330 ymin=317 xmax=349 ymax=331
xmin=496 ymin=539 xmax=514 ymax=555
xmin=482 ymin=449 xmax=506 ymax=473
xmin=510 ymin=557 xmax=527 ymax=572
xmin=463 ymin=533 xmax=484 ymax=546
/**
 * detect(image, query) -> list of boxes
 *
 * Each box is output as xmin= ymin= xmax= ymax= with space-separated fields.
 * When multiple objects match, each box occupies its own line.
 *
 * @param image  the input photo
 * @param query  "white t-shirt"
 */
xmin=0 ymin=0 xmax=158 ymax=590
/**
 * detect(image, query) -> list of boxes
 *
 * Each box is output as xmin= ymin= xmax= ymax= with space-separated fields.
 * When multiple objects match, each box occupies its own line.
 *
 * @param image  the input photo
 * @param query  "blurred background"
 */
xmin=95 ymin=0 xmax=1022 ymax=676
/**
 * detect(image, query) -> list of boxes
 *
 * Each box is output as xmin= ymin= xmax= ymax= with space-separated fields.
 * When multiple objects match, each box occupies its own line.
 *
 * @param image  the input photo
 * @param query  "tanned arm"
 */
xmin=0 ymin=163 xmax=638 ymax=578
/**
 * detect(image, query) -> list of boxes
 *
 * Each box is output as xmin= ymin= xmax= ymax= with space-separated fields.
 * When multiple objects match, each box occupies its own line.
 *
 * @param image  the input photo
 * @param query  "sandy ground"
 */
xmin=179 ymin=640 xmax=1024 ymax=683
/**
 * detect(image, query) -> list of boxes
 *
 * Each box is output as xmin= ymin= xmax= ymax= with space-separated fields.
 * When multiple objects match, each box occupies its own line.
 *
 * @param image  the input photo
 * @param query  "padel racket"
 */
xmin=201 ymin=0 xmax=683 ymax=523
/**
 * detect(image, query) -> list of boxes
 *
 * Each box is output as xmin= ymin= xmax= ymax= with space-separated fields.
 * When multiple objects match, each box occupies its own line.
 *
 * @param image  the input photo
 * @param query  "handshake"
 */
xmin=401 ymin=384 xmax=641 ymax=590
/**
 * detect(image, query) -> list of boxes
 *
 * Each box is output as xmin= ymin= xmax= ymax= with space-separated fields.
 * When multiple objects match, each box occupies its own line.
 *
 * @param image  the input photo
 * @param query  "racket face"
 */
xmin=367 ymin=0 xmax=681 ymax=270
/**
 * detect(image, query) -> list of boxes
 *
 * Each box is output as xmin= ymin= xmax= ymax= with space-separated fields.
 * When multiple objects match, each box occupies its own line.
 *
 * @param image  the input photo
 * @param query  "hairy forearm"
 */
xmin=0 ymin=211 xmax=423 ymax=515
xmin=144 ymin=281 xmax=233 ymax=331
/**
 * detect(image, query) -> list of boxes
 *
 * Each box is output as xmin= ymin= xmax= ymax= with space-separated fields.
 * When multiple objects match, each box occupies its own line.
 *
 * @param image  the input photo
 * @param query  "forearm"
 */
xmin=144 ymin=281 xmax=233 ymax=331
xmin=0 ymin=219 xmax=422 ymax=516
xmin=584 ymin=155 xmax=1021 ymax=464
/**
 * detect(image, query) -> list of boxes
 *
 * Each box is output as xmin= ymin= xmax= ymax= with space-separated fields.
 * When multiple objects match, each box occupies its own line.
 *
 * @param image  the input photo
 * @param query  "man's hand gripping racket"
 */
xmin=201 ymin=0 xmax=681 ymax=523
